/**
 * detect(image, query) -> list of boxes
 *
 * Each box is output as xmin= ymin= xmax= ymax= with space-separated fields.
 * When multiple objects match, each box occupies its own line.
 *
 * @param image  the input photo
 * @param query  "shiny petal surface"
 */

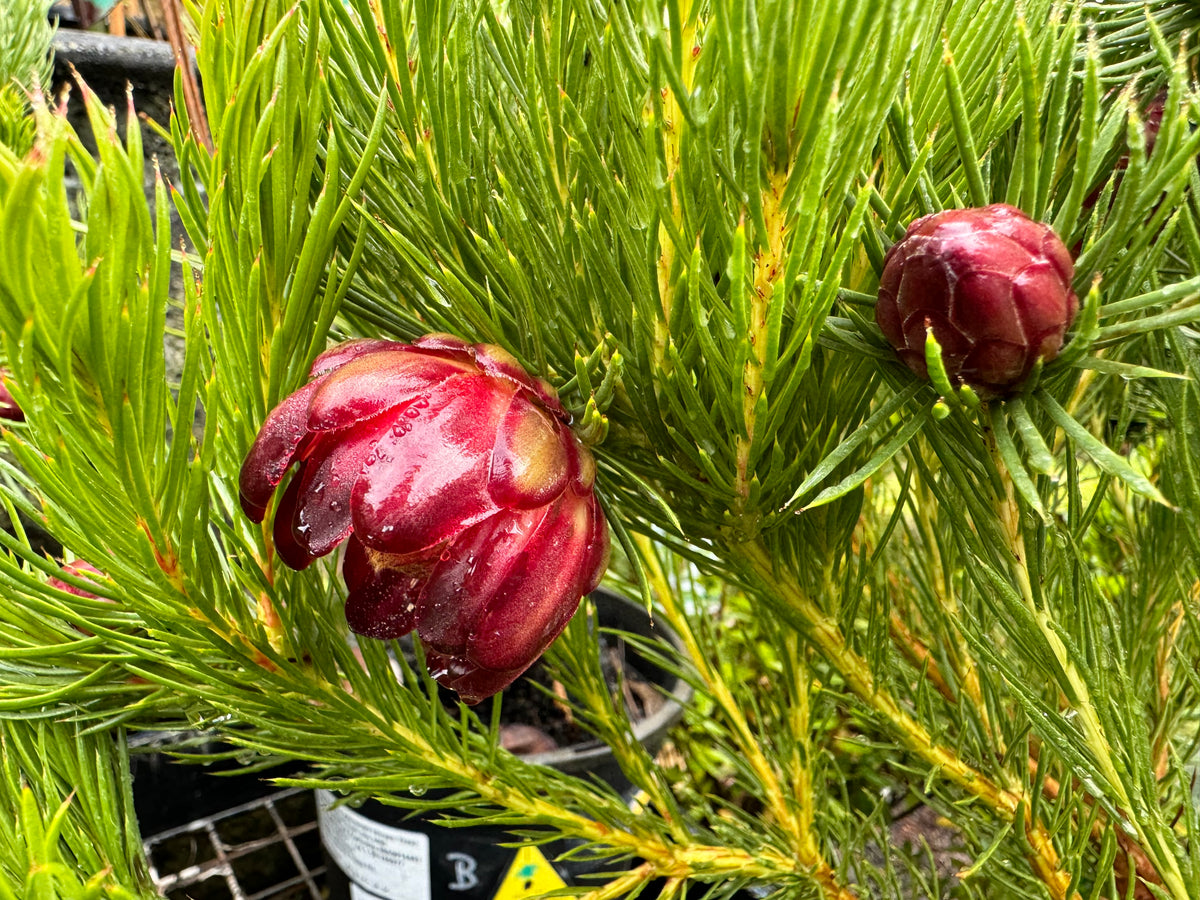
xmin=291 ymin=416 xmax=393 ymax=558
xmin=239 ymin=379 xmax=323 ymax=522
xmin=351 ymin=375 xmax=514 ymax=554
xmin=416 ymin=506 xmax=549 ymax=655
xmin=578 ymin=496 xmax=611 ymax=595
xmin=895 ymin=249 xmax=952 ymax=320
xmin=1033 ymin=329 xmax=1067 ymax=363
xmin=341 ymin=534 xmax=374 ymax=594
xmin=342 ymin=537 xmax=429 ymax=639
xmin=307 ymin=352 xmax=475 ymax=432
xmin=412 ymin=333 xmax=474 ymax=356
xmin=472 ymin=343 xmax=566 ymax=419
xmin=1013 ymin=263 xmax=1075 ymax=335
xmin=875 ymin=289 xmax=904 ymax=349
xmin=273 ymin=471 xmax=318 ymax=570
xmin=903 ymin=311 xmax=970 ymax=359
xmin=904 ymin=211 xmax=941 ymax=238
xmin=488 ymin=394 xmax=569 ymax=509
xmin=568 ymin=440 xmax=597 ymax=494
xmin=941 ymin=230 xmax=1032 ymax=278
xmin=466 ymin=490 xmax=592 ymax=673
xmin=963 ymin=340 xmax=1028 ymax=388
xmin=951 ymin=271 xmax=1024 ymax=344
xmin=309 ymin=339 xmax=403 ymax=378
xmin=1040 ymin=233 xmax=1075 ymax=284
xmin=986 ymin=204 xmax=1046 ymax=255
xmin=424 ymin=649 xmax=525 ymax=706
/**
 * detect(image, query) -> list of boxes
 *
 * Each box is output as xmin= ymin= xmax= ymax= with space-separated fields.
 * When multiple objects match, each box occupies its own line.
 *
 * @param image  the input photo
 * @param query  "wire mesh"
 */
xmin=143 ymin=787 xmax=325 ymax=900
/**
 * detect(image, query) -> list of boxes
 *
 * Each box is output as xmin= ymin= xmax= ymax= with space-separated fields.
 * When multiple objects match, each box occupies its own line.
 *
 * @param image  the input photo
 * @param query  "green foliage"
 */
xmin=0 ymin=721 xmax=153 ymax=900
xmin=0 ymin=0 xmax=53 ymax=92
xmin=3 ymin=1 xmax=1200 ymax=899
xmin=0 ymin=86 xmax=36 ymax=158
xmin=1085 ymin=0 xmax=1200 ymax=83
xmin=0 ymin=0 xmax=55 ymax=156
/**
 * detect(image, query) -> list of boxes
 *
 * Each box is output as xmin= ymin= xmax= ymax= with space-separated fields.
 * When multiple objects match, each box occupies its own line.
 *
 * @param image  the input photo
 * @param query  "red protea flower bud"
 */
xmin=47 ymin=560 xmax=105 ymax=597
xmin=1142 ymin=92 xmax=1166 ymax=160
xmin=875 ymin=204 xmax=1078 ymax=396
xmin=1082 ymin=90 xmax=1167 ymax=215
xmin=0 ymin=369 xmax=23 ymax=421
xmin=47 ymin=560 xmax=109 ymax=636
xmin=240 ymin=336 xmax=610 ymax=703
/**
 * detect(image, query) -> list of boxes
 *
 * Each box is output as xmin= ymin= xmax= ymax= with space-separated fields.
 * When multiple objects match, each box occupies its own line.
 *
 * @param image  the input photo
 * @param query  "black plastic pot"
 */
xmin=319 ymin=588 xmax=692 ymax=900
xmin=52 ymin=30 xmax=182 ymax=89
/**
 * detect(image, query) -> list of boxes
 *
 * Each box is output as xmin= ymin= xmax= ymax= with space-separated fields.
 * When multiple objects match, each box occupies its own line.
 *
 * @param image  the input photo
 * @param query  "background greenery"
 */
xmin=3 ymin=0 xmax=1200 ymax=898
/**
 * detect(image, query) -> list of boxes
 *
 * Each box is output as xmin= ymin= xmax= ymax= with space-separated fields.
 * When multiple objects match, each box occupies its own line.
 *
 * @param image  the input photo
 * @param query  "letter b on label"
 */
xmin=445 ymin=853 xmax=479 ymax=892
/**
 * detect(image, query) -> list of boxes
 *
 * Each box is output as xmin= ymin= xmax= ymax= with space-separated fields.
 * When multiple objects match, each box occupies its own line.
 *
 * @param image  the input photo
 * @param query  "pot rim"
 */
xmin=520 ymin=586 xmax=692 ymax=768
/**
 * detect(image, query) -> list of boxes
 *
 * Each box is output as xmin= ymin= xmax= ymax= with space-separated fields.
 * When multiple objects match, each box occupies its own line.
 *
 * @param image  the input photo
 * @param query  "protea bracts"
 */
xmin=875 ymin=203 xmax=1078 ymax=396
xmin=240 ymin=336 xmax=610 ymax=702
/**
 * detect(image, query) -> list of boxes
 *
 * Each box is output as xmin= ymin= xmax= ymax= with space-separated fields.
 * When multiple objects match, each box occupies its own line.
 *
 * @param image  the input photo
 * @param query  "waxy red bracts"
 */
xmin=876 ymin=204 xmax=1078 ymax=397
xmin=240 ymin=336 xmax=609 ymax=703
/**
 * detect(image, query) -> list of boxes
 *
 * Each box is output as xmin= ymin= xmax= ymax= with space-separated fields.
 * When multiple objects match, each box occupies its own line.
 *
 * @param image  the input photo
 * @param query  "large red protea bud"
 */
xmin=239 ymin=336 xmax=610 ymax=703
xmin=875 ymin=204 xmax=1078 ymax=397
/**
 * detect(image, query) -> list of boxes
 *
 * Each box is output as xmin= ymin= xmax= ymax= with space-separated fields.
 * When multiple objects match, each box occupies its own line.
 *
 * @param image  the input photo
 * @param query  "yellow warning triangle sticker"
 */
xmin=491 ymin=845 xmax=567 ymax=899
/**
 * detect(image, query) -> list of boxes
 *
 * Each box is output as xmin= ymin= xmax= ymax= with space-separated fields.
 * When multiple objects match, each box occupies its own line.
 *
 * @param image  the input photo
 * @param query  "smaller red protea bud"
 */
xmin=240 ymin=336 xmax=610 ymax=703
xmin=1142 ymin=92 xmax=1166 ymax=160
xmin=47 ymin=560 xmax=105 ymax=597
xmin=1082 ymin=90 xmax=1167 ymax=215
xmin=875 ymin=204 xmax=1078 ymax=396
xmin=47 ymin=560 xmax=112 ymax=637
xmin=0 ymin=369 xmax=23 ymax=422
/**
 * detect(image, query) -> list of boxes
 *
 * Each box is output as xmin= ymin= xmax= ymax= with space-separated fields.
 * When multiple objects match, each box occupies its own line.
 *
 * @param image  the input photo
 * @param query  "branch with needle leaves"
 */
xmin=733 ymin=539 xmax=1078 ymax=899
xmin=981 ymin=413 xmax=1189 ymax=899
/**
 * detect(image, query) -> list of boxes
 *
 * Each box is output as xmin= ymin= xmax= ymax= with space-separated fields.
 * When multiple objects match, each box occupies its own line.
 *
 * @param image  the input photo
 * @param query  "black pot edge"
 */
xmin=51 ymin=30 xmax=191 ymax=87
xmin=520 ymin=587 xmax=692 ymax=770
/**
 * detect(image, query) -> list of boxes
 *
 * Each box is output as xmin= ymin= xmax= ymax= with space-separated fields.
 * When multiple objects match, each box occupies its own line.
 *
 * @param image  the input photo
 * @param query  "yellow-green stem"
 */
xmin=908 ymin=483 xmax=991 ymax=736
xmin=788 ymin=633 xmax=820 ymax=865
xmin=640 ymin=540 xmax=840 ymax=891
xmin=650 ymin=11 xmax=699 ymax=377
xmin=296 ymin=665 xmax=827 ymax=896
xmin=735 ymin=173 xmax=789 ymax=513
